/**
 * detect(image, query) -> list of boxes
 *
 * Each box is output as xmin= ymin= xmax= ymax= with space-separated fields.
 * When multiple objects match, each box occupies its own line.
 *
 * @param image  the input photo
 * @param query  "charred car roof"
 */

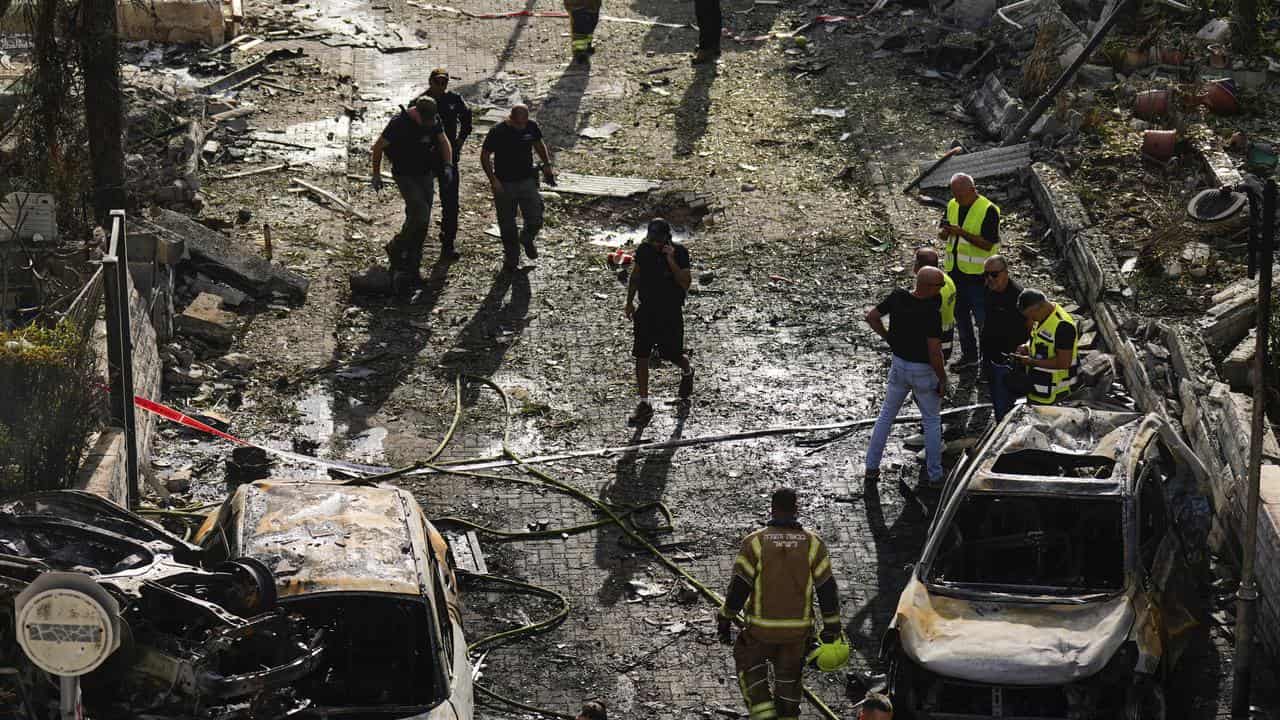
xmin=963 ymin=404 xmax=1154 ymax=497
xmin=201 ymin=481 xmax=430 ymax=599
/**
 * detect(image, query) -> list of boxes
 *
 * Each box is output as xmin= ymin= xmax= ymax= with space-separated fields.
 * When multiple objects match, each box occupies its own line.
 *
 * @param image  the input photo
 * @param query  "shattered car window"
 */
xmin=990 ymin=450 xmax=1117 ymax=478
xmin=928 ymin=495 xmax=1124 ymax=594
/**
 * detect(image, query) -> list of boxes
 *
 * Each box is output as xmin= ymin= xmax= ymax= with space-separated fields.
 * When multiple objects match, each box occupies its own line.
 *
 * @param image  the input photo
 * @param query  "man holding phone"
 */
xmin=937 ymin=173 xmax=1000 ymax=369
xmin=624 ymin=218 xmax=693 ymax=426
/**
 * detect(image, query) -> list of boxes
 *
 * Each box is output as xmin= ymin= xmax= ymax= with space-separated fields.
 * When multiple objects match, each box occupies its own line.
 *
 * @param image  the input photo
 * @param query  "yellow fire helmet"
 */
xmin=806 ymin=634 xmax=850 ymax=673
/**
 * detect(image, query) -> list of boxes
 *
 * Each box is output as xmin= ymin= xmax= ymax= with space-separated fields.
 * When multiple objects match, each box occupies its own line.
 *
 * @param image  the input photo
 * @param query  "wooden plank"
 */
xmin=291 ymin=177 xmax=372 ymax=223
xmin=466 ymin=531 xmax=488 ymax=575
xmin=215 ymin=163 xmax=288 ymax=180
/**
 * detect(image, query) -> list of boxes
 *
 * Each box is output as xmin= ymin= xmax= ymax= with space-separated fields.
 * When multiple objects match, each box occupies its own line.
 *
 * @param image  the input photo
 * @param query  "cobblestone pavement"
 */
xmin=159 ymin=0 xmax=1278 ymax=717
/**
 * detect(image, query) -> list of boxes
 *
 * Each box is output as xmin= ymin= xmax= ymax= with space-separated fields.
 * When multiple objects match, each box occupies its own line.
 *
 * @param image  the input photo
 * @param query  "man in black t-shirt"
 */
xmin=371 ymin=96 xmax=454 ymax=292
xmin=979 ymin=255 xmax=1026 ymax=420
xmin=623 ymin=218 xmax=693 ymax=426
xmin=863 ymin=266 xmax=948 ymax=485
xmin=481 ymin=104 xmax=556 ymax=274
xmin=420 ymin=68 xmax=472 ymax=261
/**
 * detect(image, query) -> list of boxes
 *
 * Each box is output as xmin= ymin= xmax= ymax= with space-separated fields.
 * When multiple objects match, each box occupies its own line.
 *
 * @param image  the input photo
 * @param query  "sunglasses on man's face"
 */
xmin=984 ymin=269 xmax=1005 ymax=278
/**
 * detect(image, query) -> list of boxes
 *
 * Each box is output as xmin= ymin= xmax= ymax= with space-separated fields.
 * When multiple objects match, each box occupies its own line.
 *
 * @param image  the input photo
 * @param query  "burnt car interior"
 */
xmin=928 ymin=495 xmax=1125 ymax=594
xmin=284 ymin=595 xmax=443 ymax=709
xmin=990 ymin=450 xmax=1118 ymax=478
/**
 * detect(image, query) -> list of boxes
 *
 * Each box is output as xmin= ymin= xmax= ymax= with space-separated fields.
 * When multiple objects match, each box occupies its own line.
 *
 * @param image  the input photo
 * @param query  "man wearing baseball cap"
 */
xmin=421 ymin=68 xmax=472 ymax=261
xmin=623 ymin=217 xmax=694 ymax=426
xmin=371 ymin=96 xmax=454 ymax=294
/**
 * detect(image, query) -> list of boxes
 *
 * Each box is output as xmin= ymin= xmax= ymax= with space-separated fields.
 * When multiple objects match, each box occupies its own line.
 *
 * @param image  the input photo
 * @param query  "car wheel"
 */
xmin=889 ymin=645 xmax=923 ymax=720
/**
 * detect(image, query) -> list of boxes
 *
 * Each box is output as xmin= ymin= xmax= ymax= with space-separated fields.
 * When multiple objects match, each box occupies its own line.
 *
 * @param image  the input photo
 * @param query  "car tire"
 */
xmin=217 ymin=557 xmax=278 ymax=616
xmin=889 ymin=645 xmax=924 ymax=720
xmin=1127 ymin=680 xmax=1167 ymax=720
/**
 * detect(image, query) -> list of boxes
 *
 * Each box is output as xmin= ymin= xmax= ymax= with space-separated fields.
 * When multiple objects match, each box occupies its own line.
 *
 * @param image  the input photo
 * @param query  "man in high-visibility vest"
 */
xmin=1013 ymin=289 xmax=1079 ymax=405
xmin=937 ymin=172 xmax=1000 ymax=369
xmin=563 ymin=0 xmax=602 ymax=64
xmin=717 ymin=488 xmax=842 ymax=720
xmin=914 ymin=247 xmax=956 ymax=360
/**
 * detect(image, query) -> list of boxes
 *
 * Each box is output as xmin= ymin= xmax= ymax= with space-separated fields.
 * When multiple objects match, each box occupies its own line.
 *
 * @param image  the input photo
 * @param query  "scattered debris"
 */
xmin=291 ymin=177 xmax=372 ymax=222
xmin=552 ymin=172 xmax=661 ymax=198
xmin=579 ymin=122 xmax=622 ymax=139
xmin=810 ymin=107 xmax=847 ymax=119
xmin=914 ymin=143 xmax=1031 ymax=189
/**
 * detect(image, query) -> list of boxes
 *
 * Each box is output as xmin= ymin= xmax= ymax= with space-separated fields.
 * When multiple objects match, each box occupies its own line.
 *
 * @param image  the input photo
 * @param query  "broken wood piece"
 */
xmin=199 ymin=48 xmax=303 ymax=94
xmin=291 ymin=178 xmax=372 ymax=223
xmin=210 ymin=106 xmax=256 ymax=122
xmin=203 ymin=33 xmax=256 ymax=57
xmin=238 ymin=37 xmax=265 ymax=53
xmin=250 ymin=136 xmax=315 ymax=151
xmin=257 ymin=80 xmax=304 ymax=95
xmin=217 ymin=163 xmax=288 ymax=180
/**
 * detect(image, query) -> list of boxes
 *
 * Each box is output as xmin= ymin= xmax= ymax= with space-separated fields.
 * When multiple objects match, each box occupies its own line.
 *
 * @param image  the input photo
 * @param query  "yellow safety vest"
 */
xmin=944 ymin=195 xmax=1000 ymax=275
xmin=1027 ymin=304 xmax=1079 ymax=404
xmin=940 ymin=272 xmax=956 ymax=358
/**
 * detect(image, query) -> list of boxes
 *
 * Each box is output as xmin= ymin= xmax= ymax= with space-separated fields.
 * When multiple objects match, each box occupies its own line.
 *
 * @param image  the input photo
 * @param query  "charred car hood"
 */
xmin=894 ymin=576 xmax=1134 ymax=685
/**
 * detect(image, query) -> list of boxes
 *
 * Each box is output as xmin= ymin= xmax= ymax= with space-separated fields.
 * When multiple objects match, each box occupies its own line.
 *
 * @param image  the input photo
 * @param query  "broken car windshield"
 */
xmin=990 ymin=450 xmax=1117 ymax=478
xmin=927 ymin=495 xmax=1124 ymax=594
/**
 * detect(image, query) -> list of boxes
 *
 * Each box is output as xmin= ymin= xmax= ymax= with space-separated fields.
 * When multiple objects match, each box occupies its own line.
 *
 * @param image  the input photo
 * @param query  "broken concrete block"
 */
xmin=215 ymin=352 xmax=257 ymax=374
xmin=1222 ymin=329 xmax=1257 ymax=390
xmin=1076 ymin=64 xmax=1116 ymax=88
xmin=1201 ymin=287 xmax=1257 ymax=351
xmin=188 ymin=275 xmax=250 ymax=308
xmin=1196 ymin=18 xmax=1231 ymax=43
xmin=176 ymin=292 xmax=236 ymax=349
xmin=1188 ymin=124 xmax=1244 ymax=188
xmin=931 ymin=0 xmax=998 ymax=30
xmin=966 ymin=73 xmax=1024 ymax=139
xmin=148 ymin=209 xmax=309 ymax=303
xmin=1079 ymin=351 xmax=1115 ymax=384
xmin=1182 ymin=242 xmax=1212 ymax=278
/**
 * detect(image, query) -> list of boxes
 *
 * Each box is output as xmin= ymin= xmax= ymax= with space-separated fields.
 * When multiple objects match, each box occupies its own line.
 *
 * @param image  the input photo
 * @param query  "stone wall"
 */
xmin=73 ymin=429 xmax=129 ymax=507
xmin=0 ymin=0 xmax=229 ymax=46
xmin=1027 ymin=161 xmax=1280 ymax=657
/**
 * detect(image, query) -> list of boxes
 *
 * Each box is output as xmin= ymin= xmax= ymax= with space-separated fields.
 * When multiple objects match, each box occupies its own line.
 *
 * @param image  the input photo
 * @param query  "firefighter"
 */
xmin=717 ymin=487 xmax=844 ymax=720
xmin=1013 ymin=288 xmax=1079 ymax=405
xmin=564 ymin=0 xmax=602 ymax=63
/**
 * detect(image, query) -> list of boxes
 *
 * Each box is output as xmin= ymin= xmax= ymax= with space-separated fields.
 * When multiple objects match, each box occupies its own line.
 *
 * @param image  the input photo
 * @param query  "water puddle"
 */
xmin=588 ymin=224 xmax=692 ymax=248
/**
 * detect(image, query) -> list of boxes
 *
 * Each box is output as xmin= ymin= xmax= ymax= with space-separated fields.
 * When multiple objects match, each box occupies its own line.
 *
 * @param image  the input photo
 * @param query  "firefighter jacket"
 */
xmin=719 ymin=520 xmax=840 ymax=644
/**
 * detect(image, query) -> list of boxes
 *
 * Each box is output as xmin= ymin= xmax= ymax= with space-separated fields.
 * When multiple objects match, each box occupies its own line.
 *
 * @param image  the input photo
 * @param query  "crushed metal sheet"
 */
xmin=916 ymin=142 xmax=1032 ymax=189
xmin=552 ymin=172 xmax=661 ymax=198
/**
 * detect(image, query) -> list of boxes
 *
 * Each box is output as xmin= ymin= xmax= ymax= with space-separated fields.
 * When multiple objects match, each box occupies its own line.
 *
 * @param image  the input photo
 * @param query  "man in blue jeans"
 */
xmin=937 ymin=173 xmax=1000 ymax=369
xmin=863 ymin=266 xmax=948 ymax=484
xmin=979 ymin=255 xmax=1026 ymax=421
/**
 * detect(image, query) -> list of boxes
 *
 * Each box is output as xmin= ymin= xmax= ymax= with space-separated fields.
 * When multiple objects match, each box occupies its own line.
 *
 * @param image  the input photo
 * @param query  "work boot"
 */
xmin=440 ymin=241 xmax=461 ymax=262
xmin=678 ymin=368 xmax=694 ymax=400
xmin=521 ymin=235 xmax=539 ymax=260
xmin=691 ymin=48 xmax=720 ymax=65
xmin=863 ymin=468 xmax=881 ymax=484
xmin=627 ymin=401 xmax=654 ymax=427
xmin=391 ymin=271 xmax=416 ymax=297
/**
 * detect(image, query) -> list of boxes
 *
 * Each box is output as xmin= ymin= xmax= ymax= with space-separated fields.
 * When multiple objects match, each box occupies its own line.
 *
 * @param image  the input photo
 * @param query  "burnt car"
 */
xmin=196 ymin=480 xmax=474 ymax=719
xmin=0 ymin=491 xmax=318 ymax=719
xmin=882 ymin=405 xmax=1210 ymax=720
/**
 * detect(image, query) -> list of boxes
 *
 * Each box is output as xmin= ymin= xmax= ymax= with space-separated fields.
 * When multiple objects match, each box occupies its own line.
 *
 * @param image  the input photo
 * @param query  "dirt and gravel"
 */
xmin=133 ymin=0 xmax=1280 ymax=717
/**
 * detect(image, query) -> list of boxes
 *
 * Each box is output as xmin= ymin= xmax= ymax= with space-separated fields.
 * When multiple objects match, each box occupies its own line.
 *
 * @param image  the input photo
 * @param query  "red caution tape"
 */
xmin=133 ymin=395 xmax=249 ymax=446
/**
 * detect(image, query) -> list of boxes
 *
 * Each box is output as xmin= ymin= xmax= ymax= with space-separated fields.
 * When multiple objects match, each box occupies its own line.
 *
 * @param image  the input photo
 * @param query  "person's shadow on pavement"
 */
xmin=595 ymin=417 xmax=686 ymax=606
xmin=333 ymin=258 xmax=451 ymax=438
xmin=674 ymin=62 xmax=716 ymax=157
xmin=440 ymin=269 xmax=532 ymax=406
xmin=539 ymin=60 xmax=592 ymax=151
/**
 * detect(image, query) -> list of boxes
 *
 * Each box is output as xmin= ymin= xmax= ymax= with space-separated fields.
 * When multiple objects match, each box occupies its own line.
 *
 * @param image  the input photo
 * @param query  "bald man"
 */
xmin=481 ymin=104 xmax=556 ymax=274
xmin=938 ymin=173 xmax=1000 ymax=368
xmin=913 ymin=247 xmax=956 ymax=360
xmin=863 ymin=266 xmax=948 ymax=485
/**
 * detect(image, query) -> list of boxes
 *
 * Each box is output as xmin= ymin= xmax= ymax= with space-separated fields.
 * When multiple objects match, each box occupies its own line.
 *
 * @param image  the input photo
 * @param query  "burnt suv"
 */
xmin=882 ymin=404 xmax=1209 ymax=720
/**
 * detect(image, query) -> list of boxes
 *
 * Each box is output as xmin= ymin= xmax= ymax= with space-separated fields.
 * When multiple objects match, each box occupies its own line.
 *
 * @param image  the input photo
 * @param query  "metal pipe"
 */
xmin=994 ymin=0 xmax=1038 ymax=30
xmin=1232 ymin=177 xmax=1275 ymax=718
xmin=1003 ymin=0 xmax=1133 ymax=146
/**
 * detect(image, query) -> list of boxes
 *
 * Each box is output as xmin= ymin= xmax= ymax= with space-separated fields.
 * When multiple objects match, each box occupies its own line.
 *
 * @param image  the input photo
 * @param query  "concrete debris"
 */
xmin=149 ymin=208 xmax=310 ymax=303
xmin=1181 ymin=242 xmax=1212 ymax=278
xmin=1201 ymin=283 xmax=1258 ymax=351
xmin=915 ymin=142 xmax=1032 ymax=189
xmin=1075 ymin=64 xmax=1116 ymax=87
xmin=965 ymin=73 xmax=1024 ymax=139
xmin=199 ymin=49 xmax=304 ymax=95
xmin=215 ymin=352 xmax=258 ymax=374
xmin=176 ymin=292 xmax=237 ymax=349
xmin=1222 ymin=329 xmax=1256 ymax=390
xmin=1196 ymin=18 xmax=1231 ymax=43
xmin=1 ymin=0 xmax=230 ymax=45
xmin=932 ymin=0 xmax=999 ymax=30
xmin=579 ymin=123 xmax=623 ymax=139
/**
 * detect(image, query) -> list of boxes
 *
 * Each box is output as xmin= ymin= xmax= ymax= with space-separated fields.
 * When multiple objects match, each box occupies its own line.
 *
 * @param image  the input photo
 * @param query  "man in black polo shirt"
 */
xmin=863 ymin=266 xmax=947 ymax=485
xmin=979 ymin=255 xmax=1026 ymax=421
xmin=421 ymin=68 xmax=472 ymax=261
xmin=371 ymin=96 xmax=454 ymax=292
xmin=481 ymin=104 xmax=556 ymax=274
xmin=623 ymin=218 xmax=693 ymax=426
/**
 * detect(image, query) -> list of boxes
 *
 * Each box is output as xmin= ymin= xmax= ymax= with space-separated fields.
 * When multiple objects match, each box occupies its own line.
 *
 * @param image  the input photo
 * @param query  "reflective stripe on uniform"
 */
xmin=748 ymin=616 xmax=813 ymax=629
xmin=735 ymin=555 xmax=757 ymax=579
xmin=1027 ymin=303 xmax=1079 ymax=404
xmin=750 ymin=536 xmax=764 ymax=621
xmin=944 ymin=195 xmax=1000 ymax=275
xmin=822 ymin=612 xmax=841 ymax=625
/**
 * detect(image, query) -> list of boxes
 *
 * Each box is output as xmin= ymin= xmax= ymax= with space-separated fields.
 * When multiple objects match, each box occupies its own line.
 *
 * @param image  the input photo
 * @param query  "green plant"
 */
xmin=0 ymin=319 xmax=104 ymax=497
